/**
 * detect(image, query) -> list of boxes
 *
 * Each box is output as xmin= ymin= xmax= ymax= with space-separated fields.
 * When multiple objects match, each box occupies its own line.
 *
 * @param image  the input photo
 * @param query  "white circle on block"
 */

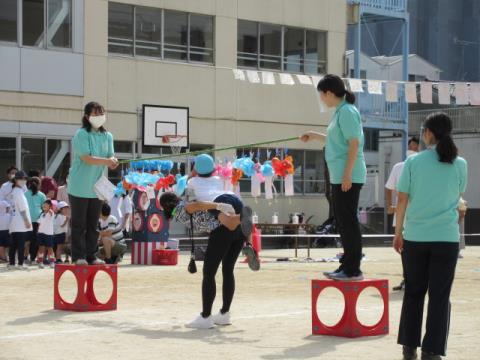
xmin=58 ymin=270 xmax=78 ymax=304
xmin=316 ymin=286 xmax=345 ymax=327
xmin=356 ymin=286 xmax=385 ymax=327
xmin=92 ymin=270 xmax=114 ymax=305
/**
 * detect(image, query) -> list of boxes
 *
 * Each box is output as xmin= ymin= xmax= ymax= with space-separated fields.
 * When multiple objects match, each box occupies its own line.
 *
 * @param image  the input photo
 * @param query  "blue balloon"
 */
xmin=175 ymin=174 xmax=188 ymax=196
xmin=261 ymin=161 xmax=274 ymax=177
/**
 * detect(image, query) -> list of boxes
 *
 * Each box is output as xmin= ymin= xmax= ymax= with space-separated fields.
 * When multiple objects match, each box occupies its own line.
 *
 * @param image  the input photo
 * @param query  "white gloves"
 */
xmin=216 ymin=203 xmax=235 ymax=215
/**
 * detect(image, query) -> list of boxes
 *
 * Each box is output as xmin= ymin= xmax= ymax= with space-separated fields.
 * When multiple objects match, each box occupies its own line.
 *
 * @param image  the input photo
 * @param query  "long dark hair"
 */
xmin=82 ymin=101 xmax=106 ymax=132
xmin=423 ymin=112 xmax=457 ymax=163
xmin=28 ymin=177 xmax=41 ymax=195
xmin=317 ymin=74 xmax=356 ymax=104
xmin=160 ymin=192 xmax=180 ymax=219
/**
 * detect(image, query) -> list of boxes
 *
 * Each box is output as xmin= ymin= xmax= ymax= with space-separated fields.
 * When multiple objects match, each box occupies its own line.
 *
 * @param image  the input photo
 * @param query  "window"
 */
xmin=364 ymin=128 xmax=379 ymax=152
xmin=259 ymin=23 xmax=281 ymax=70
xmin=114 ymin=141 xmax=134 ymax=154
xmin=189 ymin=14 xmax=214 ymax=63
xmin=305 ymin=30 xmax=326 ymax=74
xmin=238 ymin=20 xmax=327 ymax=74
xmin=237 ymin=20 xmax=258 ymax=68
xmin=349 ymin=69 xmax=367 ymax=79
xmin=22 ymin=0 xmax=72 ymax=48
xmin=234 ymin=149 xmax=325 ymax=195
xmin=164 ymin=10 xmax=187 ymax=60
xmin=108 ymin=4 xmax=214 ymax=65
xmin=0 ymin=0 xmax=18 ymax=43
xmin=22 ymin=138 xmax=45 ymax=174
xmin=135 ymin=6 xmax=162 ymax=58
xmin=108 ymin=2 xmax=134 ymax=55
xmin=284 ymin=27 xmax=304 ymax=73
xmin=0 ymin=138 xmax=16 ymax=175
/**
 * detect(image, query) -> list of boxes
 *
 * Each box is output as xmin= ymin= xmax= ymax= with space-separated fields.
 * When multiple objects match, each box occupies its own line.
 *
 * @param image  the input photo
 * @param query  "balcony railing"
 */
xmin=357 ymin=91 xmax=407 ymax=127
xmin=409 ymin=107 xmax=480 ymax=134
xmin=349 ymin=0 xmax=408 ymax=13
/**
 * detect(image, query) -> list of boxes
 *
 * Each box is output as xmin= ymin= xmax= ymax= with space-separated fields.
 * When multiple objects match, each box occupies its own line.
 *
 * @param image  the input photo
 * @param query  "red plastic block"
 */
xmin=311 ymin=278 xmax=389 ymax=338
xmin=152 ymin=249 xmax=178 ymax=266
xmin=54 ymin=264 xmax=117 ymax=312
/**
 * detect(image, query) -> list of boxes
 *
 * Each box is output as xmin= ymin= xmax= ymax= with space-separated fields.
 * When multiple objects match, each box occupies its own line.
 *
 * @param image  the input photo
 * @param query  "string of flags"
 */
xmin=232 ymin=69 xmax=480 ymax=106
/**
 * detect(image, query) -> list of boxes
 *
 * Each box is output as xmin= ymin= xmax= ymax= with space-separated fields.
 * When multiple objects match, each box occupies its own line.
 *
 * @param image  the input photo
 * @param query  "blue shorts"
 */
xmin=0 ymin=230 xmax=10 ymax=247
xmin=210 ymin=193 xmax=244 ymax=218
xmin=54 ymin=233 xmax=66 ymax=245
xmin=37 ymin=233 xmax=54 ymax=248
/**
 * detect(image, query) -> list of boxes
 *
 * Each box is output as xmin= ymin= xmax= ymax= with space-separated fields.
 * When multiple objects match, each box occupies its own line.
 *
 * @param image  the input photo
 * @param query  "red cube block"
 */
xmin=311 ymin=278 xmax=389 ymax=338
xmin=54 ymin=264 xmax=117 ymax=312
xmin=152 ymin=249 xmax=178 ymax=266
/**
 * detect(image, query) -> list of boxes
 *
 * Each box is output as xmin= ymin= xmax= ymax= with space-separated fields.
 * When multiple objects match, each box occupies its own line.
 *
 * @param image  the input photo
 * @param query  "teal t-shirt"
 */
xmin=25 ymin=190 xmax=47 ymax=222
xmin=68 ymin=128 xmax=114 ymax=198
xmin=325 ymin=100 xmax=366 ymax=184
xmin=397 ymin=149 xmax=468 ymax=242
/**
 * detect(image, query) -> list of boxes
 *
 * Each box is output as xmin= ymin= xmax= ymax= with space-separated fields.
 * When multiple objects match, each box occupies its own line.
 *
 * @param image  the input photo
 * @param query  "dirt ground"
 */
xmin=0 ymin=247 xmax=478 ymax=360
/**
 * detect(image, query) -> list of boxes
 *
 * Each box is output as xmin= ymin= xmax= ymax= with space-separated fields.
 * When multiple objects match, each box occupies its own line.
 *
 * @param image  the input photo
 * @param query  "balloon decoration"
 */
xmin=121 ymin=154 xmax=296 ymax=200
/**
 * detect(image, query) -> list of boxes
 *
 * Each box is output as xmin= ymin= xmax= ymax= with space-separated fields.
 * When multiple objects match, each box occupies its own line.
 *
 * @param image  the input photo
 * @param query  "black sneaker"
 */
xmin=393 ymin=280 xmax=405 ymax=291
xmin=55 ymin=259 xmax=63 ymax=264
xmin=240 ymin=206 xmax=253 ymax=238
xmin=323 ymin=267 xmax=342 ymax=279
xmin=421 ymin=352 xmax=441 ymax=360
xmin=403 ymin=346 xmax=418 ymax=360
xmin=242 ymin=243 xmax=260 ymax=271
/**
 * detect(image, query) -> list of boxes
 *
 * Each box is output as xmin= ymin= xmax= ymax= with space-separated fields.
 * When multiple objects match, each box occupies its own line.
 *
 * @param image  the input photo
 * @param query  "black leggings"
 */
xmin=202 ymin=225 xmax=245 ymax=317
xmin=9 ymin=232 xmax=27 ymax=266
xmin=332 ymin=183 xmax=363 ymax=276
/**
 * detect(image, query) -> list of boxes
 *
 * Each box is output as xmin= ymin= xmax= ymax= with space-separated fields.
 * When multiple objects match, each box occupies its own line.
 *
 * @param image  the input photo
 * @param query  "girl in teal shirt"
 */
xmin=394 ymin=113 xmax=467 ymax=360
xmin=301 ymin=74 xmax=366 ymax=281
xmin=67 ymin=102 xmax=118 ymax=265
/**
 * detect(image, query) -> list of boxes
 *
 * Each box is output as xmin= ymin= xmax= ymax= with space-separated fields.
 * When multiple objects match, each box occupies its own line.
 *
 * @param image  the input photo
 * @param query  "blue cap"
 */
xmin=194 ymin=154 xmax=215 ymax=175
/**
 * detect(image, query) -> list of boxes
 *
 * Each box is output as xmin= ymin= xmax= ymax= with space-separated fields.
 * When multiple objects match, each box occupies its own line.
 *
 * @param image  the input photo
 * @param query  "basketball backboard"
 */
xmin=142 ymin=105 xmax=189 ymax=149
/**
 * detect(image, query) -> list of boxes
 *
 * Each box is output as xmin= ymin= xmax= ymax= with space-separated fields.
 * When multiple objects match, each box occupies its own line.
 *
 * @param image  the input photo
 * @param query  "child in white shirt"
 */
xmin=54 ymin=201 xmax=70 ymax=263
xmin=36 ymin=199 xmax=55 ymax=268
xmin=0 ymin=200 xmax=11 ymax=263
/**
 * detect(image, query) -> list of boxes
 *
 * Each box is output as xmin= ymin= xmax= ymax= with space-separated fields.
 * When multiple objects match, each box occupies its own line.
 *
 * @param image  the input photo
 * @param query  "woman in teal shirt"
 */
xmin=394 ymin=113 xmax=467 ymax=360
xmin=301 ymin=74 xmax=366 ymax=281
xmin=68 ymin=102 xmax=118 ymax=265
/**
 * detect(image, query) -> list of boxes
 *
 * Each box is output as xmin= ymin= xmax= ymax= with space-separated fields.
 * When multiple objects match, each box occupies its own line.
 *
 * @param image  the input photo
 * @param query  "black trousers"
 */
xmin=9 ymin=232 xmax=27 ymax=266
xmin=398 ymin=240 xmax=459 ymax=356
xmin=69 ymin=194 xmax=102 ymax=262
xmin=202 ymin=225 xmax=245 ymax=317
xmin=331 ymin=183 xmax=363 ymax=276
xmin=27 ymin=222 xmax=39 ymax=261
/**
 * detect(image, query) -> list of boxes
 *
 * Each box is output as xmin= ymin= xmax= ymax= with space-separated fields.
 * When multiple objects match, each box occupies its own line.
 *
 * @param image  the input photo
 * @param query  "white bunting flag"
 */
xmin=386 ymin=81 xmax=398 ymax=102
xmin=420 ymin=82 xmax=432 ymax=104
xmin=261 ymin=71 xmax=275 ymax=85
xmin=279 ymin=73 xmax=295 ymax=85
xmin=296 ymin=74 xmax=312 ymax=85
xmin=454 ymin=83 xmax=469 ymax=105
xmin=405 ymin=83 xmax=417 ymax=103
xmin=437 ymin=83 xmax=451 ymax=105
xmin=367 ymin=80 xmax=382 ymax=95
xmin=348 ymin=78 xmax=364 ymax=93
xmin=246 ymin=70 xmax=260 ymax=84
xmin=232 ymin=69 xmax=245 ymax=81
xmin=469 ymin=83 xmax=480 ymax=105
xmin=310 ymin=75 xmax=323 ymax=88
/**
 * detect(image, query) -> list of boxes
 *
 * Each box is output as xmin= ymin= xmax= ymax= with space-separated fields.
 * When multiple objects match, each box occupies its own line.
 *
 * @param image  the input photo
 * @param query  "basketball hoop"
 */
xmin=161 ymin=135 xmax=186 ymax=155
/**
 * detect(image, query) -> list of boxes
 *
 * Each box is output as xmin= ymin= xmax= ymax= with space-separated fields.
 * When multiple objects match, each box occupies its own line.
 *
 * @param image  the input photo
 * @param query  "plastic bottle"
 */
xmin=272 ymin=212 xmax=279 ymax=224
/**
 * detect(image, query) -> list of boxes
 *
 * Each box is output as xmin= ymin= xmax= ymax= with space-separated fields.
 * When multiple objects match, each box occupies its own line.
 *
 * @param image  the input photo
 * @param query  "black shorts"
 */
xmin=54 ymin=233 xmax=66 ymax=245
xmin=37 ymin=233 xmax=54 ymax=248
xmin=0 ymin=230 xmax=10 ymax=247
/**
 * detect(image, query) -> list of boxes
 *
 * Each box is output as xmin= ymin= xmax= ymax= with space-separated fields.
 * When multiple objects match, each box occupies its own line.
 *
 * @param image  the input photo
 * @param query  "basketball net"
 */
xmin=161 ymin=135 xmax=186 ymax=156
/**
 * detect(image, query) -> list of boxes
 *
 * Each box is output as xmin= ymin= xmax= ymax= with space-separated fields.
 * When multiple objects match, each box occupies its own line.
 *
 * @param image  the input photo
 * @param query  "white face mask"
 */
xmin=17 ymin=180 xmax=27 ymax=188
xmin=8 ymin=173 xmax=15 ymax=180
xmin=406 ymin=150 xmax=417 ymax=157
xmin=89 ymin=114 xmax=106 ymax=129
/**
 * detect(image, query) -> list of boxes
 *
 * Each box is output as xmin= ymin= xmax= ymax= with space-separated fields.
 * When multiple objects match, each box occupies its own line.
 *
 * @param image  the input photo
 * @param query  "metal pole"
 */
xmin=354 ymin=9 xmax=361 ymax=78
xmin=401 ymin=15 xmax=410 ymax=160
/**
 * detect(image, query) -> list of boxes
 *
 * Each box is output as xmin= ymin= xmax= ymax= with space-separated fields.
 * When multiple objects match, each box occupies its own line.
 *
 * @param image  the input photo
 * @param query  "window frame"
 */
xmin=237 ymin=19 xmax=327 ymax=75
xmin=20 ymin=0 xmax=74 ymax=52
xmin=0 ymin=0 xmax=20 ymax=45
xmin=108 ymin=3 xmax=215 ymax=66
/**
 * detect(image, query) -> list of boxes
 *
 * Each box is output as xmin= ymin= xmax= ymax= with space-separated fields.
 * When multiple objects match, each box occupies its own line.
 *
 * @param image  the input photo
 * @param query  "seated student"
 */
xmin=97 ymin=203 xmax=127 ymax=264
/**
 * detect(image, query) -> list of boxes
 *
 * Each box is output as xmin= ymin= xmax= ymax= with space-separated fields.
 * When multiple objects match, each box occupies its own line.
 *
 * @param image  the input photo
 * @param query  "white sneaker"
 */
xmin=6 ymin=264 xmax=13 ymax=270
xmin=75 ymin=259 xmax=88 ymax=265
xmin=49 ymin=262 xmax=55 ymax=269
xmin=91 ymin=258 xmax=105 ymax=265
xmin=21 ymin=263 xmax=29 ymax=270
xmin=212 ymin=311 xmax=232 ymax=326
xmin=185 ymin=315 xmax=215 ymax=329
xmin=38 ymin=262 xmax=45 ymax=269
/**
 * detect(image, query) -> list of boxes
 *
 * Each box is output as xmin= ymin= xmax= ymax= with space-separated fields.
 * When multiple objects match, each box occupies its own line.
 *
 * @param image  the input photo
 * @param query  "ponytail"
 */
xmin=344 ymin=89 xmax=356 ymax=104
xmin=424 ymin=112 xmax=457 ymax=164
xmin=28 ymin=177 xmax=41 ymax=195
xmin=317 ymin=74 xmax=355 ymax=104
